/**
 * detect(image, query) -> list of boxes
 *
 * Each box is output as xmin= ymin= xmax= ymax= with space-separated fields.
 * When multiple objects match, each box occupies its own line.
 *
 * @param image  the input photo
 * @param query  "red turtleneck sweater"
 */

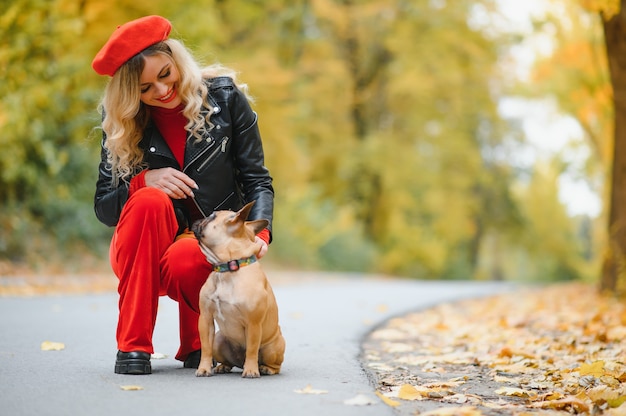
xmin=151 ymin=104 xmax=187 ymax=167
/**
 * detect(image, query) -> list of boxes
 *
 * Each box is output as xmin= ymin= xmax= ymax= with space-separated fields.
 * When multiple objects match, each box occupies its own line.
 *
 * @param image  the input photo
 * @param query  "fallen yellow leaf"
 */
xmin=375 ymin=391 xmax=400 ymax=407
xmin=606 ymin=401 xmax=626 ymax=415
xmin=424 ymin=380 xmax=465 ymax=388
xmin=535 ymin=391 xmax=565 ymax=402
xmin=530 ymin=397 xmax=589 ymax=413
xmin=40 ymin=341 xmax=65 ymax=351
xmin=397 ymin=384 xmax=423 ymax=401
xmin=607 ymin=395 xmax=626 ymax=408
xmin=579 ymin=360 xmax=605 ymax=377
xmin=120 ymin=385 xmax=143 ymax=391
xmin=294 ymin=385 xmax=328 ymax=395
xmin=495 ymin=387 xmax=534 ymax=398
xmin=151 ymin=352 xmax=167 ymax=360
xmin=493 ymin=375 xmax=520 ymax=384
xmin=497 ymin=347 xmax=534 ymax=359
xmin=420 ymin=406 xmax=483 ymax=416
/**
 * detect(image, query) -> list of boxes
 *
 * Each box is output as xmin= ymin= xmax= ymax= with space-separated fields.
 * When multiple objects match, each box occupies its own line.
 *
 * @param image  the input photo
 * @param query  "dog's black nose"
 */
xmin=191 ymin=220 xmax=205 ymax=239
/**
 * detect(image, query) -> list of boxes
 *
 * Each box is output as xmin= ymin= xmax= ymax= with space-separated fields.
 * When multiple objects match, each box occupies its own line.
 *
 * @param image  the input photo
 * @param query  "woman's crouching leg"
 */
xmin=161 ymin=237 xmax=213 ymax=361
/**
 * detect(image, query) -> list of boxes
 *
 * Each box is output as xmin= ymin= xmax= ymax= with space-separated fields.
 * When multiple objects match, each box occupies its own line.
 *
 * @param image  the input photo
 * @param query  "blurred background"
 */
xmin=0 ymin=0 xmax=614 ymax=285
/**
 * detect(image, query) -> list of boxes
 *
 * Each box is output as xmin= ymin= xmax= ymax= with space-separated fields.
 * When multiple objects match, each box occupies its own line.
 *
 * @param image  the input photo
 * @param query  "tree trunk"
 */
xmin=601 ymin=5 xmax=626 ymax=292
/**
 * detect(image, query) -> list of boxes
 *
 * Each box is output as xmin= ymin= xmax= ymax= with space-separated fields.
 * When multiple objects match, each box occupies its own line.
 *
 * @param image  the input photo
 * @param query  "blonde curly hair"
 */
xmin=99 ymin=39 xmax=247 ymax=185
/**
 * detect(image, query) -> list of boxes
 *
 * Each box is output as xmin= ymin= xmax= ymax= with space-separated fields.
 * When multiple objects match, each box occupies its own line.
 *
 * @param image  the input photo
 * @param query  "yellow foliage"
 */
xmin=580 ymin=0 xmax=620 ymax=18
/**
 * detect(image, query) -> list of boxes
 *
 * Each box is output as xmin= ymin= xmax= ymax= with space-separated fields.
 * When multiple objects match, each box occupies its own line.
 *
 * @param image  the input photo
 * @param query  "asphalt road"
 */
xmin=0 ymin=272 xmax=512 ymax=416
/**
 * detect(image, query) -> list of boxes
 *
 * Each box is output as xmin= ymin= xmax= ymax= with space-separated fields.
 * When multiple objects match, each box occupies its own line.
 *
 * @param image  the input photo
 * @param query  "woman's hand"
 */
xmin=255 ymin=236 xmax=269 ymax=259
xmin=144 ymin=168 xmax=199 ymax=199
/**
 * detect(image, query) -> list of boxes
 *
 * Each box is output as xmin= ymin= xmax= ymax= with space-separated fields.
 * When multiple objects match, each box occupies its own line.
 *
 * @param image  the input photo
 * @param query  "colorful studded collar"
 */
xmin=213 ymin=255 xmax=258 ymax=273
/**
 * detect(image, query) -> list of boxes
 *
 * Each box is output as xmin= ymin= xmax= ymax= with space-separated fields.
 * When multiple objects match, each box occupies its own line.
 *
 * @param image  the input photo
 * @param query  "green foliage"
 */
xmin=1 ymin=0 xmax=103 ymax=263
xmin=0 ymin=0 xmax=597 ymax=282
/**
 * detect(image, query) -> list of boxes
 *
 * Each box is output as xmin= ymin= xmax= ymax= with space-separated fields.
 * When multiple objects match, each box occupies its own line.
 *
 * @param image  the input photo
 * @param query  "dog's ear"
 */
xmin=246 ymin=219 xmax=269 ymax=235
xmin=236 ymin=201 xmax=256 ymax=222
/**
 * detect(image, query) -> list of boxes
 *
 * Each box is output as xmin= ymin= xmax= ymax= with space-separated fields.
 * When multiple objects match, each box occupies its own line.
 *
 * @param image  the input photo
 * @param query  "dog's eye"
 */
xmin=208 ymin=212 xmax=217 ymax=222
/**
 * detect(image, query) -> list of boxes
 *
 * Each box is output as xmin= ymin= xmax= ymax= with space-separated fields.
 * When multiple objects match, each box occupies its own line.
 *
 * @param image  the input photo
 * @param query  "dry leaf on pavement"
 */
xmin=40 ymin=341 xmax=65 ymax=351
xmin=419 ymin=406 xmax=484 ymax=416
xmin=398 ymin=384 xmax=425 ymax=401
xmin=494 ymin=387 xmax=535 ymax=398
xmin=376 ymin=391 xmax=401 ymax=407
xmin=119 ymin=385 xmax=143 ymax=391
xmin=294 ymin=385 xmax=328 ymax=395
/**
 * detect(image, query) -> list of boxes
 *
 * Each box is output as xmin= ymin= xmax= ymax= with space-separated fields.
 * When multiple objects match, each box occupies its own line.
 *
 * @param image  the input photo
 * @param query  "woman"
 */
xmin=92 ymin=15 xmax=274 ymax=375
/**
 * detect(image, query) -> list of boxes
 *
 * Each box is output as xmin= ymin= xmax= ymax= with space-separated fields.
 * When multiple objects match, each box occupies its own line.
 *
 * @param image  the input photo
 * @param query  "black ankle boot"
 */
xmin=115 ymin=351 xmax=152 ymax=375
xmin=183 ymin=350 xmax=201 ymax=369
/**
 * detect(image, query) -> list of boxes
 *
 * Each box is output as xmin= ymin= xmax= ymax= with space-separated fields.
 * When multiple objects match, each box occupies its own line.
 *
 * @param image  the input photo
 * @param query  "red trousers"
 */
xmin=109 ymin=187 xmax=212 ymax=361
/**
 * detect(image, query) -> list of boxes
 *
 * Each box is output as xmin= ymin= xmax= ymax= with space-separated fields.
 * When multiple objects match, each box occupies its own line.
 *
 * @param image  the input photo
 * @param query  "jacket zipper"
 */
xmin=194 ymin=136 xmax=229 ymax=173
xmin=185 ymin=136 xmax=230 ymax=217
xmin=191 ymin=195 xmax=209 ymax=218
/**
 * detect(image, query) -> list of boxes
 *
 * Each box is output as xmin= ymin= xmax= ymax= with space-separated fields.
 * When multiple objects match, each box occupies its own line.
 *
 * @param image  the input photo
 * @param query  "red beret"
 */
xmin=92 ymin=15 xmax=172 ymax=76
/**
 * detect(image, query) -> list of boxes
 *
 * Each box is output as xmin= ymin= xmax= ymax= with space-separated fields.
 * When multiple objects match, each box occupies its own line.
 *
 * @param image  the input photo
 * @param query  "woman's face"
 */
xmin=139 ymin=54 xmax=182 ymax=109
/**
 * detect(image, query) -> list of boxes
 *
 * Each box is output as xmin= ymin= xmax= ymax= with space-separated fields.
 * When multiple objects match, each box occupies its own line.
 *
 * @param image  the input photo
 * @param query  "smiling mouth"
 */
xmin=159 ymin=88 xmax=177 ymax=103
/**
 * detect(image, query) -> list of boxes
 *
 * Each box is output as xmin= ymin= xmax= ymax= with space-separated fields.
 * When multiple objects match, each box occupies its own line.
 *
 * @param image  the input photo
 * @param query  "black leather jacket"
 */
xmin=94 ymin=77 xmax=274 ymax=239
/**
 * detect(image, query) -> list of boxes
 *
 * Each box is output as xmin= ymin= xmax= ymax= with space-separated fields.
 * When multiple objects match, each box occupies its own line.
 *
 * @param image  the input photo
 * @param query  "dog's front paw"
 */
xmin=242 ymin=366 xmax=261 ymax=378
xmin=195 ymin=366 xmax=214 ymax=377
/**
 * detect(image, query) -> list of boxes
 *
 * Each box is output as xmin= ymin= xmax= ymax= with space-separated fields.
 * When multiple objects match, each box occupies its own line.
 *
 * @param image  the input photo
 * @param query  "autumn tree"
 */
xmin=594 ymin=0 xmax=626 ymax=292
xmin=523 ymin=0 xmax=626 ymax=291
xmin=513 ymin=0 xmax=625 ymax=286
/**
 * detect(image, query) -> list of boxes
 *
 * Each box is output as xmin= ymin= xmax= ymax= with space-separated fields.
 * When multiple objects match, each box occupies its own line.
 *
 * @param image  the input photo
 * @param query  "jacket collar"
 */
xmin=140 ymin=102 xmax=221 ymax=169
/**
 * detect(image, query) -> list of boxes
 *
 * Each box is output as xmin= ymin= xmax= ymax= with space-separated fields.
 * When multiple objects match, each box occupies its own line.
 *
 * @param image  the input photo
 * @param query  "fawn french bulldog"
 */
xmin=192 ymin=201 xmax=285 ymax=378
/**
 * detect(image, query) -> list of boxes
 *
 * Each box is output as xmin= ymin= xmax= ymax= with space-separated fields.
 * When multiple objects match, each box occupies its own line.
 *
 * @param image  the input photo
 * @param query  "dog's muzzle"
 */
xmin=192 ymin=212 xmax=217 ymax=239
